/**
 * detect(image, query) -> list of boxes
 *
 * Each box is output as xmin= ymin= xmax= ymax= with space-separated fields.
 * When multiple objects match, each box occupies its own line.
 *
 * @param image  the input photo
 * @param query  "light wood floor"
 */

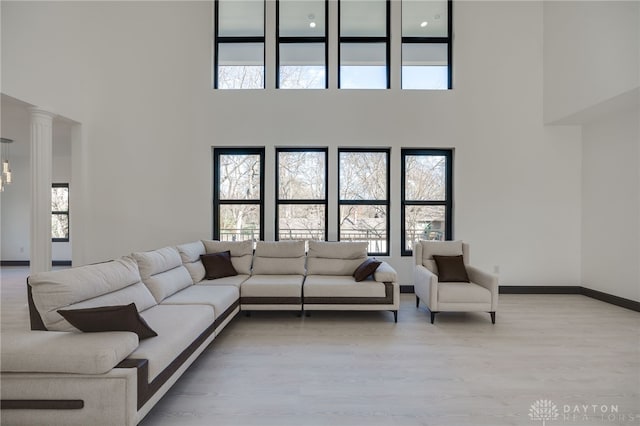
xmin=2 ymin=267 xmax=639 ymax=426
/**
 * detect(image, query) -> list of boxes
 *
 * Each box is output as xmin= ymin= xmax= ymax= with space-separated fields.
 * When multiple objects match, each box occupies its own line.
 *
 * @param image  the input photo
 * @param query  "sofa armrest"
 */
xmin=1 ymin=331 xmax=139 ymax=375
xmin=466 ymin=265 xmax=499 ymax=311
xmin=374 ymin=261 xmax=397 ymax=283
xmin=414 ymin=264 xmax=438 ymax=310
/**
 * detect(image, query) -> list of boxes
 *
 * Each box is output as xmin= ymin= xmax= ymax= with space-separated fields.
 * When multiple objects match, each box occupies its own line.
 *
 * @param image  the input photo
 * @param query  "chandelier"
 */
xmin=0 ymin=138 xmax=13 ymax=192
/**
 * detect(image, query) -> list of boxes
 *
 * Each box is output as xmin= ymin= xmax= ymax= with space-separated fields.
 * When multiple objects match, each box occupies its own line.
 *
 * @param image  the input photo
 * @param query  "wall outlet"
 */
xmin=493 ymin=265 xmax=500 ymax=274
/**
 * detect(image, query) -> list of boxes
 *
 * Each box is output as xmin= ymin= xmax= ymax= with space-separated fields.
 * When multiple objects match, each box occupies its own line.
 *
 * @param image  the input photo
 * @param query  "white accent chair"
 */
xmin=413 ymin=240 xmax=498 ymax=324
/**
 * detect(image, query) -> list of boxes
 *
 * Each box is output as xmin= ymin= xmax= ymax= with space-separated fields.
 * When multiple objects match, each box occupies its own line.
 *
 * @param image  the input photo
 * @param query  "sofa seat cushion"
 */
xmin=133 ymin=247 xmax=193 ymax=303
xmin=198 ymin=274 xmax=250 ymax=288
xmin=241 ymin=275 xmax=304 ymax=299
xmin=161 ymin=286 xmax=239 ymax=320
xmin=132 ymin=305 xmax=214 ymax=381
xmin=0 ymin=330 xmax=139 ymax=375
xmin=438 ymin=282 xmax=491 ymax=304
xmin=304 ymin=275 xmax=387 ymax=298
xmin=29 ymin=257 xmax=157 ymax=331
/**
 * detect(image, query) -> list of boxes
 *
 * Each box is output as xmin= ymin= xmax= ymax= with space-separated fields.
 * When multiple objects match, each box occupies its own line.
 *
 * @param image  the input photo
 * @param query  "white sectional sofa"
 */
xmin=0 ymin=240 xmax=398 ymax=425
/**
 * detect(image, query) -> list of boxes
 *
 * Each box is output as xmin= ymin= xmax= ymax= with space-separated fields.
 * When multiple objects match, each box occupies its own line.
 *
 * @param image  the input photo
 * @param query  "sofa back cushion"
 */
xmin=306 ymin=241 xmax=368 ymax=276
xmin=417 ymin=240 xmax=469 ymax=273
xmin=252 ymin=241 xmax=306 ymax=275
xmin=29 ymin=256 xmax=157 ymax=332
xmin=132 ymin=247 xmax=193 ymax=303
xmin=176 ymin=241 xmax=206 ymax=283
xmin=202 ymin=240 xmax=253 ymax=275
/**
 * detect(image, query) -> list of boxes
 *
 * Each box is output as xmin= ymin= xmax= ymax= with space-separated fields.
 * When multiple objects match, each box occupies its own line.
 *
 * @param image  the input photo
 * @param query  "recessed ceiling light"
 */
xmin=309 ymin=22 xmax=316 ymax=28
xmin=420 ymin=21 xmax=428 ymax=27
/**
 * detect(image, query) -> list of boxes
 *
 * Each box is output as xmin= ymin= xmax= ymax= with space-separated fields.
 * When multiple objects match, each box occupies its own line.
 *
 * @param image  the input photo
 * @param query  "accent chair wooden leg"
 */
xmin=490 ymin=312 xmax=496 ymax=324
xmin=430 ymin=311 xmax=437 ymax=324
xmin=392 ymin=310 xmax=398 ymax=323
xmin=416 ymin=296 xmax=420 ymax=308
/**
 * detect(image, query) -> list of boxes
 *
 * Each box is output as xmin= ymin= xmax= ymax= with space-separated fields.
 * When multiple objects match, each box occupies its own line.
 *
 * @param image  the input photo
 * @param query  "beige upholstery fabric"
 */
xmin=29 ymin=257 xmax=157 ymax=331
xmin=134 ymin=246 xmax=181 ymax=278
xmin=254 ymin=240 xmax=305 ymax=258
xmin=307 ymin=258 xmax=366 ymax=276
xmin=1 ymin=368 xmax=137 ymax=426
xmin=202 ymin=240 xmax=253 ymax=275
xmin=252 ymin=241 xmax=306 ymax=275
xmin=306 ymin=241 xmax=369 ymax=276
xmin=176 ymin=241 xmax=206 ymax=283
xmin=308 ymin=241 xmax=368 ymax=259
xmin=0 ymin=331 xmax=138 ymax=375
xmin=304 ymin=276 xmax=386 ymax=298
xmin=134 ymin=305 xmax=214 ymax=381
xmin=198 ymin=274 xmax=250 ymax=288
xmin=416 ymin=240 xmax=469 ymax=273
xmin=373 ymin=261 xmax=397 ymax=282
xmin=241 ymin=275 xmax=304 ymax=298
xmin=161 ymin=285 xmax=239 ymax=319
xmin=133 ymin=247 xmax=193 ymax=303
xmin=438 ymin=282 xmax=491 ymax=303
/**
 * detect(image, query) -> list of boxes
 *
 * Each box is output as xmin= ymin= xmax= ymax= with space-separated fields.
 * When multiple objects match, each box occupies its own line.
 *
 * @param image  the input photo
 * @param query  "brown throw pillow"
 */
xmin=57 ymin=303 xmax=157 ymax=340
xmin=353 ymin=258 xmax=382 ymax=282
xmin=200 ymin=250 xmax=238 ymax=280
xmin=432 ymin=255 xmax=470 ymax=282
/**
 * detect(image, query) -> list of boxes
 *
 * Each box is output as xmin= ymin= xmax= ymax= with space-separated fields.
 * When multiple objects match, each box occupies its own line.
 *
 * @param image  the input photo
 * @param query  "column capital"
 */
xmin=29 ymin=107 xmax=56 ymax=120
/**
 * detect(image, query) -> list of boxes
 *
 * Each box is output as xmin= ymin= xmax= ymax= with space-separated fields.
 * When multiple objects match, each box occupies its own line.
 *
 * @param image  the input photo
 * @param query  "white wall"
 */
xmin=1 ymin=1 xmax=583 ymax=286
xmin=1 ymin=101 xmax=31 ymax=261
xmin=581 ymin=107 xmax=640 ymax=302
xmin=543 ymin=1 xmax=640 ymax=123
xmin=0 ymin=99 xmax=73 ymax=262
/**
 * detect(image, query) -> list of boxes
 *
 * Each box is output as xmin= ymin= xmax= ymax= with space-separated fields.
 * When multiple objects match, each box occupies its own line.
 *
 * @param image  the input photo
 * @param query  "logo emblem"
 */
xmin=529 ymin=399 xmax=559 ymax=426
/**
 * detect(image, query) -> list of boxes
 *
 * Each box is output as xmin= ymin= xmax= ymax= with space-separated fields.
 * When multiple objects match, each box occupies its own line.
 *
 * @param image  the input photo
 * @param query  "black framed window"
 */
xmin=277 ymin=0 xmax=328 ymax=89
xmin=276 ymin=148 xmax=328 ymax=241
xmin=401 ymin=0 xmax=452 ymax=90
xmin=213 ymin=148 xmax=265 ymax=241
xmin=401 ymin=149 xmax=452 ymax=256
xmin=338 ymin=148 xmax=390 ymax=255
xmin=52 ymin=183 xmax=69 ymax=242
xmin=338 ymin=0 xmax=390 ymax=89
xmin=214 ymin=0 xmax=265 ymax=89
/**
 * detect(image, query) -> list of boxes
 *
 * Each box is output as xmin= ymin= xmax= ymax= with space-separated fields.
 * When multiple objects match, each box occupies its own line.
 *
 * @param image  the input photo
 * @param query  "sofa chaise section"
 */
xmin=7 ymin=252 xmax=231 ymax=425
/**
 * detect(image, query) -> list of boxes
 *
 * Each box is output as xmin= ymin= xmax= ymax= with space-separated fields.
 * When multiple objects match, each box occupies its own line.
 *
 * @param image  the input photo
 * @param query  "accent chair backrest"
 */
xmin=414 ymin=240 xmax=469 ymax=274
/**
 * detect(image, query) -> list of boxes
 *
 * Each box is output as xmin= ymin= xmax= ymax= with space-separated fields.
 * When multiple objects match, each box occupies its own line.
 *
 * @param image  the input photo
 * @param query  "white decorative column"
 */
xmin=29 ymin=107 xmax=56 ymax=273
